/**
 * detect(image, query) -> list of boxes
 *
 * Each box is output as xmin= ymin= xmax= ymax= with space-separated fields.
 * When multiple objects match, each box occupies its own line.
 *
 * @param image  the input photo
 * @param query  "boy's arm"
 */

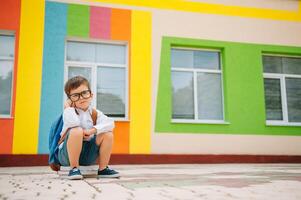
xmin=63 ymin=100 xmax=80 ymax=128
xmin=93 ymin=110 xmax=115 ymax=135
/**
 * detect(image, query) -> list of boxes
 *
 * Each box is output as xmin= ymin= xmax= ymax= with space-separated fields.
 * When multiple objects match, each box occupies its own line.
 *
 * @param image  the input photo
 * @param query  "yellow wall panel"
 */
xmin=13 ymin=0 xmax=45 ymax=154
xmin=89 ymin=0 xmax=301 ymax=21
xmin=130 ymin=11 xmax=152 ymax=154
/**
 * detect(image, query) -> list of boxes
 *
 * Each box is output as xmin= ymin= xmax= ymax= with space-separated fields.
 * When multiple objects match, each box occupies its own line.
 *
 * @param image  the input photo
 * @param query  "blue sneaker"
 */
xmin=98 ymin=166 xmax=120 ymax=178
xmin=68 ymin=167 xmax=83 ymax=180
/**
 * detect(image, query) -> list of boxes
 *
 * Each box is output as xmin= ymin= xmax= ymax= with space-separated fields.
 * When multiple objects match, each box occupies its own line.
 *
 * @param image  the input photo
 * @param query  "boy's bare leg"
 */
xmin=96 ymin=132 xmax=113 ymax=170
xmin=67 ymin=127 xmax=84 ymax=168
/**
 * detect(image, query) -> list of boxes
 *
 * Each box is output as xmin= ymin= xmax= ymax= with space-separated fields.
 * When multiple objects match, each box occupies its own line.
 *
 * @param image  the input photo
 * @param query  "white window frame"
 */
xmin=263 ymin=54 xmax=301 ymax=126
xmin=0 ymin=32 xmax=15 ymax=119
xmin=64 ymin=38 xmax=129 ymax=121
xmin=171 ymin=47 xmax=227 ymax=124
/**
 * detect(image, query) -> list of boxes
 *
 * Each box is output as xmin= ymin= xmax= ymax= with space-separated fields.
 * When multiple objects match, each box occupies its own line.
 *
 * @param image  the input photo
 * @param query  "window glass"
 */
xmin=171 ymin=71 xmax=194 ymax=119
xmin=264 ymin=78 xmax=283 ymax=120
xmin=263 ymin=56 xmax=282 ymax=74
xmin=171 ymin=48 xmax=223 ymax=121
xmin=96 ymin=44 xmax=126 ymax=64
xmin=171 ymin=49 xmax=220 ymax=70
xmin=0 ymin=35 xmax=15 ymax=58
xmin=66 ymin=41 xmax=128 ymax=119
xmin=286 ymin=78 xmax=301 ymax=122
xmin=193 ymin=51 xmax=220 ymax=70
xmin=68 ymin=67 xmax=92 ymax=83
xmin=0 ymin=60 xmax=13 ymax=115
xmin=282 ymin=57 xmax=301 ymax=75
xmin=66 ymin=42 xmax=95 ymax=62
xmin=97 ymin=67 xmax=125 ymax=117
xmin=0 ymin=35 xmax=15 ymax=117
xmin=197 ymin=73 xmax=223 ymax=120
xmin=171 ymin=49 xmax=194 ymax=69
xmin=263 ymin=55 xmax=301 ymax=123
xmin=263 ymin=56 xmax=301 ymax=75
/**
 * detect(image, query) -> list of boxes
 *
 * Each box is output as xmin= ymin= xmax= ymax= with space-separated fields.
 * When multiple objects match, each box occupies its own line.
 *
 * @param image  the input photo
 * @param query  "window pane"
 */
xmin=286 ymin=78 xmax=301 ymax=122
xmin=96 ymin=44 xmax=126 ymax=64
xmin=171 ymin=49 xmax=220 ymax=70
xmin=283 ymin=57 xmax=301 ymax=75
xmin=97 ymin=67 xmax=125 ymax=117
xmin=0 ymin=60 xmax=13 ymax=115
xmin=194 ymin=51 xmax=220 ymax=70
xmin=263 ymin=56 xmax=282 ymax=73
xmin=68 ymin=67 xmax=92 ymax=83
xmin=197 ymin=73 xmax=223 ymax=120
xmin=66 ymin=41 xmax=95 ymax=62
xmin=172 ymin=71 xmax=194 ymax=119
xmin=0 ymin=35 xmax=15 ymax=58
xmin=264 ymin=78 xmax=283 ymax=120
xmin=171 ymin=49 xmax=194 ymax=68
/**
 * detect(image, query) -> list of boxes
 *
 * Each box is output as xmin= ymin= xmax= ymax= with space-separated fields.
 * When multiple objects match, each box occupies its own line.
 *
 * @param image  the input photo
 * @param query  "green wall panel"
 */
xmin=155 ymin=36 xmax=301 ymax=135
xmin=67 ymin=4 xmax=89 ymax=37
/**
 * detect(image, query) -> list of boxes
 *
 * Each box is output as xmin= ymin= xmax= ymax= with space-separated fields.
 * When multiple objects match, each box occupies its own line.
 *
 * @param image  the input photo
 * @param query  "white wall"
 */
xmin=151 ymin=9 xmax=301 ymax=155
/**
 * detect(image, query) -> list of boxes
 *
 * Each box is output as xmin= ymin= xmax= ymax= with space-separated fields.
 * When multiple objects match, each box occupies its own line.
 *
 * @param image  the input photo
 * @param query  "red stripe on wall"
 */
xmin=0 ymin=0 xmax=21 ymax=154
xmin=90 ymin=6 xmax=111 ymax=39
xmin=0 ymin=0 xmax=20 ymax=30
xmin=0 ymin=120 xmax=14 ymax=154
xmin=1 ymin=154 xmax=301 ymax=167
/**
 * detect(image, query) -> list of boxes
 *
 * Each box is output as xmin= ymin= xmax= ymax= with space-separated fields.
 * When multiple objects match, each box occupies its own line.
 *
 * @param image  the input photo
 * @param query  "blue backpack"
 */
xmin=48 ymin=114 xmax=64 ymax=171
xmin=48 ymin=109 xmax=98 ymax=171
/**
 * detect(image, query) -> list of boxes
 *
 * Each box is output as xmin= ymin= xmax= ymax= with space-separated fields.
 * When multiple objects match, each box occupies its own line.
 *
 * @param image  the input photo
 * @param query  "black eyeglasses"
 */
xmin=68 ymin=90 xmax=92 ymax=102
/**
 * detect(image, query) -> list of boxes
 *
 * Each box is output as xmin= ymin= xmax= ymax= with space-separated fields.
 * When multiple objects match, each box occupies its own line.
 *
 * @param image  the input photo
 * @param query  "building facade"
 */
xmin=1 ymin=0 xmax=301 ymax=159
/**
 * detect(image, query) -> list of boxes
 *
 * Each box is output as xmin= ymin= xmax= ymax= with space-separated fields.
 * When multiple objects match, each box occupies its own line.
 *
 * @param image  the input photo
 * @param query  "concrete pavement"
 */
xmin=0 ymin=164 xmax=301 ymax=199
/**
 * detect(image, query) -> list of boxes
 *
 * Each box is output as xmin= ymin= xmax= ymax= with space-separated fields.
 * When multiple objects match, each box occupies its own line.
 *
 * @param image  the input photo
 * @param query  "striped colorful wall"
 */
xmin=37 ymin=2 xmax=151 ymax=154
xmin=38 ymin=2 xmax=134 ymax=154
xmin=1 ymin=0 xmax=301 ymax=157
xmin=1 ymin=1 xmax=151 ymax=155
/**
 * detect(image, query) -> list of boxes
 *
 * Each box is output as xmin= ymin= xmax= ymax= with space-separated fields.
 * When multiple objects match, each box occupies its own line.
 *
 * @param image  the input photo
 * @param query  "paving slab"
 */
xmin=0 ymin=164 xmax=301 ymax=199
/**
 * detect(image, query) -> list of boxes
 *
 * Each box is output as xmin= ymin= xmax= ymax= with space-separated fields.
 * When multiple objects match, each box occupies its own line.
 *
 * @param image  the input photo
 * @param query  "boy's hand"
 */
xmin=83 ymin=128 xmax=97 ymax=140
xmin=64 ymin=99 xmax=73 ymax=108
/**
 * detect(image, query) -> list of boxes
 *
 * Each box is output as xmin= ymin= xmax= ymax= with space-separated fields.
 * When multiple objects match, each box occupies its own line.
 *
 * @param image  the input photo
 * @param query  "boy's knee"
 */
xmin=103 ymin=131 xmax=113 ymax=140
xmin=69 ymin=127 xmax=84 ymax=137
xmin=96 ymin=131 xmax=113 ymax=144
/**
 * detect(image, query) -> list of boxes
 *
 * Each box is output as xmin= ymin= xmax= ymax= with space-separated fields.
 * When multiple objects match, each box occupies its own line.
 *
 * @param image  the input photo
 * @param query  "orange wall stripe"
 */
xmin=110 ymin=8 xmax=131 ymax=153
xmin=0 ymin=0 xmax=20 ymax=30
xmin=0 ymin=0 xmax=21 ymax=154
xmin=110 ymin=8 xmax=131 ymax=41
xmin=112 ymin=122 xmax=129 ymax=153
xmin=0 ymin=120 xmax=14 ymax=154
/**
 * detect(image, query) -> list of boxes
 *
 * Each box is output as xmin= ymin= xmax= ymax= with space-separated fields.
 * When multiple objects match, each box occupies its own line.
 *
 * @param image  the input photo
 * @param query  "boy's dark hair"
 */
xmin=64 ymin=76 xmax=91 ymax=95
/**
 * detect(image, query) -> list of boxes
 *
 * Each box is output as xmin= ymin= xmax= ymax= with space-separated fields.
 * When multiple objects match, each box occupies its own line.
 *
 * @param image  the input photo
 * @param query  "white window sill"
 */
xmin=113 ymin=118 xmax=130 ymax=122
xmin=171 ymin=119 xmax=230 ymax=125
xmin=0 ymin=116 xmax=13 ymax=119
xmin=266 ymin=121 xmax=301 ymax=127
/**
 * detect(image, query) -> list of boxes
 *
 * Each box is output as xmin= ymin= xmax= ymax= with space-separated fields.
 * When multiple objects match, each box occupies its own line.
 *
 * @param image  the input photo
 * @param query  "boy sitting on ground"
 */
xmin=58 ymin=75 xmax=120 ymax=180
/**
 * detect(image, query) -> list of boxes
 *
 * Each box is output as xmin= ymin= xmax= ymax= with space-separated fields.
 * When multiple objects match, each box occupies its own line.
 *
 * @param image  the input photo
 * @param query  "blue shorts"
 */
xmin=58 ymin=130 xmax=100 ymax=166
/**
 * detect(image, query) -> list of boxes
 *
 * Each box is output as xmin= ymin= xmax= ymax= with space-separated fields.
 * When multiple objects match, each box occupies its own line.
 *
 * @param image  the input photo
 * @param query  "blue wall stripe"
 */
xmin=38 ymin=2 xmax=67 ymax=153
